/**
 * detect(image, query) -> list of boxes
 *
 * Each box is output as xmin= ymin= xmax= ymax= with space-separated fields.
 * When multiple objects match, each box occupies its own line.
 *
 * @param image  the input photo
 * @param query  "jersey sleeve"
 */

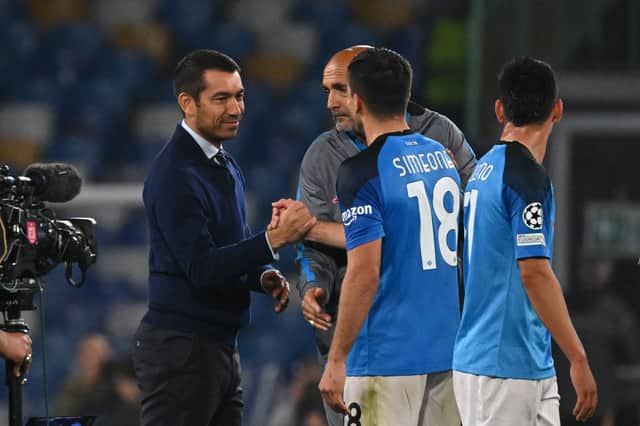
xmin=504 ymin=178 xmax=554 ymax=259
xmin=336 ymin=160 xmax=385 ymax=251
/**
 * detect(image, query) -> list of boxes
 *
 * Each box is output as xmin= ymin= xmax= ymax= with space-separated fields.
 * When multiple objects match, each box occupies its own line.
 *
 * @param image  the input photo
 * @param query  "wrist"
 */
xmin=305 ymin=220 xmax=319 ymax=242
xmin=568 ymin=349 xmax=588 ymax=366
xmin=327 ymin=349 xmax=346 ymax=364
xmin=266 ymin=229 xmax=283 ymax=251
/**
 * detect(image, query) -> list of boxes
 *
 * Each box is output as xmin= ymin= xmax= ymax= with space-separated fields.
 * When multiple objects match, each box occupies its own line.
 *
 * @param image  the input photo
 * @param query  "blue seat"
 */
xmin=159 ymin=0 xmax=218 ymax=47
xmin=201 ymin=23 xmax=256 ymax=65
xmin=387 ymin=25 xmax=424 ymax=79
xmin=0 ymin=0 xmax=26 ymax=22
xmin=44 ymin=133 xmax=106 ymax=181
xmin=116 ymin=211 xmax=149 ymax=245
xmin=95 ymin=50 xmax=156 ymax=100
xmin=0 ymin=20 xmax=41 ymax=98
xmin=293 ymin=0 xmax=350 ymax=35
xmin=321 ymin=23 xmax=380 ymax=59
xmin=37 ymin=23 xmax=107 ymax=88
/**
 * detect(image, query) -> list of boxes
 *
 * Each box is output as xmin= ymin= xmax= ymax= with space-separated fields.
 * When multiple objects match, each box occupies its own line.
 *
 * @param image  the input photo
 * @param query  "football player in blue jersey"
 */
xmin=318 ymin=47 xmax=461 ymax=425
xmin=452 ymin=57 xmax=597 ymax=425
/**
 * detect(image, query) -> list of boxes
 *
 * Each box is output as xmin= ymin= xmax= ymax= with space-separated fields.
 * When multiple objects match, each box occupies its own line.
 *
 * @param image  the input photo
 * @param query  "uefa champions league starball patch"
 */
xmin=523 ymin=202 xmax=543 ymax=230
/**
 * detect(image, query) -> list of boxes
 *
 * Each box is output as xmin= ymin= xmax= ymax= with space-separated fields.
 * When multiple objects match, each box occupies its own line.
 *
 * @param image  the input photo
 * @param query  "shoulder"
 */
xmin=302 ymin=129 xmax=340 ymax=161
xmin=337 ymin=139 xmax=383 ymax=207
xmin=503 ymin=142 xmax=551 ymax=203
xmin=409 ymin=103 xmax=464 ymax=146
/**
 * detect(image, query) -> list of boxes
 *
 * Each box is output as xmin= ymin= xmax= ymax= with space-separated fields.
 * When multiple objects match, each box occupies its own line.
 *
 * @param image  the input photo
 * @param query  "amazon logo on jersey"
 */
xmin=341 ymin=204 xmax=373 ymax=226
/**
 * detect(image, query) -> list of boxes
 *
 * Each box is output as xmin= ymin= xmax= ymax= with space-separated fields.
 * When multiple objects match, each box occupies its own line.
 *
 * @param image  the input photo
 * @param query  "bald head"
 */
xmin=324 ymin=45 xmax=373 ymax=82
xmin=322 ymin=45 xmax=373 ymax=132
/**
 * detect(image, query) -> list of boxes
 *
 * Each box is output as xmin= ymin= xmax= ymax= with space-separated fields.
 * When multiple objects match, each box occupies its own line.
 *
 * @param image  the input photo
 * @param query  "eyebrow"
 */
xmin=211 ymin=89 xmax=244 ymax=98
xmin=322 ymin=83 xmax=347 ymax=92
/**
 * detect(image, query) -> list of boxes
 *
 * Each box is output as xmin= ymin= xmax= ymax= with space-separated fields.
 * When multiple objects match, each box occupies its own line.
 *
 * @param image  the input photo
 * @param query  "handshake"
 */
xmin=266 ymin=199 xmax=316 ymax=250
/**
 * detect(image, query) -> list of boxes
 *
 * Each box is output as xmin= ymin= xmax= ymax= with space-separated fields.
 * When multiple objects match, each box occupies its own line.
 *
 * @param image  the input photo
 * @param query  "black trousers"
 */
xmin=133 ymin=322 xmax=243 ymax=426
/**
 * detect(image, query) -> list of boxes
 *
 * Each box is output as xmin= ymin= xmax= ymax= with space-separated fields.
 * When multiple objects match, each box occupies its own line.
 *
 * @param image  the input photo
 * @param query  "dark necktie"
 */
xmin=214 ymin=151 xmax=227 ymax=168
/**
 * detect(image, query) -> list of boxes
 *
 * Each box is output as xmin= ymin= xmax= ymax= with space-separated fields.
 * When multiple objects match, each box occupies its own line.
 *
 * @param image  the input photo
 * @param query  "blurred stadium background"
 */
xmin=0 ymin=0 xmax=638 ymax=425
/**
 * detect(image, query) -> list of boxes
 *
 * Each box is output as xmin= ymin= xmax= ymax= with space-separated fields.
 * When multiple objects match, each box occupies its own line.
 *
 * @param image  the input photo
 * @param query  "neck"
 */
xmin=363 ymin=114 xmax=410 ymax=146
xmin=500 ymin=121 xmax=552 ymax=163
xmin=184 ymin=117 xmax=222 ymax=148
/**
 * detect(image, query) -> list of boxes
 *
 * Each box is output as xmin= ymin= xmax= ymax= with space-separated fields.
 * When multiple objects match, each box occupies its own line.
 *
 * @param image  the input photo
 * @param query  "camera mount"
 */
xmin=0 ymin=278 xmax=40 ymax=426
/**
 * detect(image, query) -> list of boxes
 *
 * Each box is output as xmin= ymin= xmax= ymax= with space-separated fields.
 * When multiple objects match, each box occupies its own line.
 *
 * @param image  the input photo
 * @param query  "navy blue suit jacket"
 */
xmin=141 ymin=124 xmax=274 ymax=345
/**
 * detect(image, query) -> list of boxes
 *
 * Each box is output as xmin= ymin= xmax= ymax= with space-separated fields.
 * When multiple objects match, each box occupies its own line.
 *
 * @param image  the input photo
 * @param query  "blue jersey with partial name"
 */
xmin=453 ymin=141 xmax=556 ymax=380
xmin=337 ymin=130 xmax=461 ymax=376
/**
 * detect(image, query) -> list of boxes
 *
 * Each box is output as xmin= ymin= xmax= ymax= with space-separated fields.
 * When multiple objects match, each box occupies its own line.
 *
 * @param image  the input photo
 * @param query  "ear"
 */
xmin=353 ymin=93 xmax=364 ymax=115
xmin=551 ymin=98 xmax=563 ymax=123
xmin=178 ymin=92 xmax=196 ymax=117
xmin=495 ymin=99 xmax=505 ymax=124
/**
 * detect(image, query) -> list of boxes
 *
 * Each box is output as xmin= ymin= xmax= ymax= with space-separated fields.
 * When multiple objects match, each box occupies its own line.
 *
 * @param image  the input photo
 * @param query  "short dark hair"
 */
xmin=348 ymin=47 xmax=412 ymax=118
xmin=173 ymin=49 xmax=241 ymax=102
xmin=498 ymin=57 xmax=557 ymax=126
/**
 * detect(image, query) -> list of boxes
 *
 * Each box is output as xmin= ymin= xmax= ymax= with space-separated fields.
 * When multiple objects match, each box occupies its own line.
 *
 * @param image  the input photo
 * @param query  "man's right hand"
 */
xmin=267 ymin=199 xmax=316 ymax=249
xmin=302 ymin=288 xmax=332 ymax=331
xmin=570 ymin=358 xmax=597 ymax=422
xmin=0 ymin=331 xmax=32 ymax=377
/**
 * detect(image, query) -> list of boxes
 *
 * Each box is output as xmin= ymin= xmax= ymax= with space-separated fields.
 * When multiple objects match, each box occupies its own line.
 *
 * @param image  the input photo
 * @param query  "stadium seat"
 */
xmin=92 ymin=0 xmax=158 ymax=31
xmin=192 ymin=23 xmax=256 ymax=66
xmin=158 ymin=0 xmax=218 ymax=48
xmin=38 ymin=23 xmax=107 ymax=88
xmin=26 ymin=0 xmax=89 ymax=28
xmin=0 ymin=102 xmax=53 ymax=168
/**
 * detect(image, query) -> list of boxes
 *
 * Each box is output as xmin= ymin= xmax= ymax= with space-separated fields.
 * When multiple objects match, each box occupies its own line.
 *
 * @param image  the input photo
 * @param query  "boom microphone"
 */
xmin=24 ymin=163 xmax=83 ymax=203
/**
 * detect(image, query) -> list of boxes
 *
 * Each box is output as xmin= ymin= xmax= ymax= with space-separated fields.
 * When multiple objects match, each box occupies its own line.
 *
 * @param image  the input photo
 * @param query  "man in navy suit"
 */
xmin=133 ymin=49 xmax=316 ymax=426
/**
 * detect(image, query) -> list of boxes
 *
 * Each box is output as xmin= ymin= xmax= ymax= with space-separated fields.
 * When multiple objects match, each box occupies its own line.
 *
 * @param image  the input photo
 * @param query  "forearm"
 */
xmin=186 ymin=232 xmax=275 ymax=289
xmin=522 ymin=264 xmax=587 ymax=364
xmin=297 ymin=244 xmax=336 ymax=299
xmin=305 ymin=220 xmax=346 ymax=249
xmin=328 ymin=268 xmax=378 ymax=362
xmin=0 ymin=331 xmax=7 ymax=357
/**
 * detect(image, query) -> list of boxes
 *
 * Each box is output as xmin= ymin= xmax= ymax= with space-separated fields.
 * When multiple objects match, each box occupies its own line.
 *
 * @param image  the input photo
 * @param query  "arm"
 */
xmin=297 ymin=241 xmax=338 ymax=330
xmin=298 ymin=138 xmax=347 ymax=249
xmin=439 ymin=116 xmax=477 ymax=189
xmin=328 ymin=240 xmax=380 ymax=361
xmin=294 ymin=139 xmax=348 ymax=324
xmin=319 ymin=239 xmax=381 ymax=414
xmin=519 ymin=258 xmax=597 ymax=421
xmin=305 ymin=220 xmax=345 ymax=249
xmin=148 ymin=174 xmax=311 ymax=292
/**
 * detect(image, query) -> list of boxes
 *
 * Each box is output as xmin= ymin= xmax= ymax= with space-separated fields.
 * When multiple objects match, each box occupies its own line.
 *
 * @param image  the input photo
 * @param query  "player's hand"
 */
xmin=302 ymin=288 xmax=332 ymax=331
xmin=319 ymin=360 xmax=348 ymax=415
xmin=261 ymin=270 xmax=290 ymax=313
xmin=0 ymin=331 xmax=32 ymax=377
xmin=267 ymin=200 xmax=316 ymax=248
xmin=268 ymin=199 xmax=294 ymax=231
xmin=570 ymin=359 xmax=597 ymax=422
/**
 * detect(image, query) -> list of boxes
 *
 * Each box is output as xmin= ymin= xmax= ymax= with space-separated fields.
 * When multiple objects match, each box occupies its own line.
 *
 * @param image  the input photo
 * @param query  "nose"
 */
xmin=327 ymin=90 xmax=338 ymax=110
xmin=227 ymin=97 xmax=242 ymax=116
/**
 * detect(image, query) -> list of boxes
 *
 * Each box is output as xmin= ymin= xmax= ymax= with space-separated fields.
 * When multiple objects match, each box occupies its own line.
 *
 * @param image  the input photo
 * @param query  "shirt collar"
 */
xmin=181 ymin=119 xmax=221 ymax=159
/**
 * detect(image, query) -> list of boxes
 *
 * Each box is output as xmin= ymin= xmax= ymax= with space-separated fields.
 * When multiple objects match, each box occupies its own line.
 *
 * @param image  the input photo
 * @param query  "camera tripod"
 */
xmin=0 ymin=278 xmax=39 ymax=426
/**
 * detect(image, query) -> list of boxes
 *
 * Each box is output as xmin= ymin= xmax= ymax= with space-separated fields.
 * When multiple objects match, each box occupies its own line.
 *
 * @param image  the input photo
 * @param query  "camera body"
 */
xmin=0 ymin=165 xmax=97 ymax=287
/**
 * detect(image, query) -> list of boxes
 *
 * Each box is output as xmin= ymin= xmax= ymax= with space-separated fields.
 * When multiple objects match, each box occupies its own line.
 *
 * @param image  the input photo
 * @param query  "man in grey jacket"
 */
xmin=272 ymin=45 xmax=477 ymax=426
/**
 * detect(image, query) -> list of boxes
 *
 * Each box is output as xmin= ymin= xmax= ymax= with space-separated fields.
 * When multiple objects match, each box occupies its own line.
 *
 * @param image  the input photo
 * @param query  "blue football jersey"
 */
xmin=453 ymin=141 xmax=556 ymax=380
xmin=337 ymin=130 xmax=461 ymax=376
